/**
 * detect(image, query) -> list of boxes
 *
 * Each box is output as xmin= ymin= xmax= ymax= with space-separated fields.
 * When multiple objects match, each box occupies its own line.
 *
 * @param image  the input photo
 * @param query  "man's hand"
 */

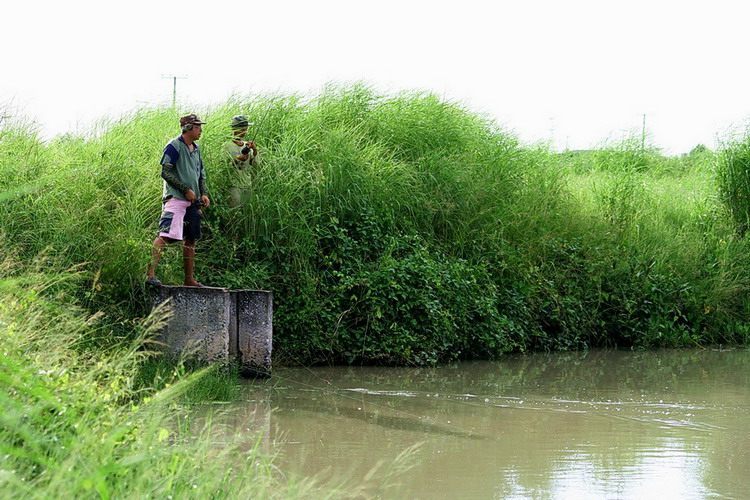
xmin=200 ymin=195 xmax=210 ymax=208
xmin=247 ymin=140 xmax=258 ymax=156
xmin=185 ymin=189 xmax=197 ymax=202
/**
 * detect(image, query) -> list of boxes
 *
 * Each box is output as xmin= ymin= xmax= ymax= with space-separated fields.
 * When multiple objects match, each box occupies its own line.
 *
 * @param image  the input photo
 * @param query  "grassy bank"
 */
xmin=2 ymin=85 xmax=750 ymax=367
xmin=0 ymin=251 xmax=337 ymax=497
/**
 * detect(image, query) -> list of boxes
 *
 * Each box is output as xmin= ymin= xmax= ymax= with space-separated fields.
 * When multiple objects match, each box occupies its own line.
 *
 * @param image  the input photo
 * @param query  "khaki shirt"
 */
xmin=224 ymin=140 xmax=257 ymax=170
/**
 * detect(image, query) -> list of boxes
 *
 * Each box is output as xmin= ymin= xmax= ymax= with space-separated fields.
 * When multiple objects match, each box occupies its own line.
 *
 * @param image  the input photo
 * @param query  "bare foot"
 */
xmin=184 ymin=279 xmax=204 ymax=287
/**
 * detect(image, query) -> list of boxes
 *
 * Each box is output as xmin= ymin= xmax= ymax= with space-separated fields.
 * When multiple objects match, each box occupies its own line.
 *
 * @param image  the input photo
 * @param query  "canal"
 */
xmin=203 ymin=349 xmax=749 ymax=498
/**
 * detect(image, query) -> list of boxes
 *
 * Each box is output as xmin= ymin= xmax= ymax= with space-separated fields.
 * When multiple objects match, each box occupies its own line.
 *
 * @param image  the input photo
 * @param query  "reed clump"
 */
xmin=718 ymin=135 xmax=750 ymax=236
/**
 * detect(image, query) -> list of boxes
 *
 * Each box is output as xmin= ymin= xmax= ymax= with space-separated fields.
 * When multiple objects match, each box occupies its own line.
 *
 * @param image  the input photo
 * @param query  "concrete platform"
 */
xmin=151 ymin=285 xmax=272 ymax=376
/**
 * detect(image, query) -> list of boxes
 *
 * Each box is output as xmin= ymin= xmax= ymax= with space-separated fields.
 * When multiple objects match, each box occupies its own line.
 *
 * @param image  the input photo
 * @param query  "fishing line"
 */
xmin=250 ymin=103 xmax=273 ymax=143
xmin=247 ymin=354 xmax=499 ymax=438
xmin=261 ymin=370 xmax=451 ymax=429
xmin=251 ymin=348 xmax=450 ymax=424
xmin=261 ymin=351 xmax=601 ymax=422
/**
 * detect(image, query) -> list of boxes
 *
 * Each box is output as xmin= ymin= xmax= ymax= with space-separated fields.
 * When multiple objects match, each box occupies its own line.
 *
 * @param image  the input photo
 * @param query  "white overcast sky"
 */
xmin=3 ymin=0 xmax=750 ymax=154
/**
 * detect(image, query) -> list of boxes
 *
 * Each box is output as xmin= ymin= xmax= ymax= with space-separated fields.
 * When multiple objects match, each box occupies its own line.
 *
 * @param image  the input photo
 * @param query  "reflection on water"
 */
xmin=203 ymin=349 xmax=750 ymax=498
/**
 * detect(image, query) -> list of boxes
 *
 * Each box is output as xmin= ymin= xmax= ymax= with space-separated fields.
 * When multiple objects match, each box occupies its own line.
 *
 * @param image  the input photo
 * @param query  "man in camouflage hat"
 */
xmin=224 ymin=114 xmax=259 ymax=207
xmin=146 ymin=113 xmax=211 ymax=287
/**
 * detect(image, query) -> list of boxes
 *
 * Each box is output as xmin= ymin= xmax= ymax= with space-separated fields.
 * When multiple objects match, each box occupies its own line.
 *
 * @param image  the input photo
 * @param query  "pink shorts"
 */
xmin=158 ymin=198 xmax=201 ymax=241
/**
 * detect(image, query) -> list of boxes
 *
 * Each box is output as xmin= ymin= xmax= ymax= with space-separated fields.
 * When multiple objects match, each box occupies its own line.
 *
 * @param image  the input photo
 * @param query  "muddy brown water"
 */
xmin=206 ymin=349 xmax=750 ymax=498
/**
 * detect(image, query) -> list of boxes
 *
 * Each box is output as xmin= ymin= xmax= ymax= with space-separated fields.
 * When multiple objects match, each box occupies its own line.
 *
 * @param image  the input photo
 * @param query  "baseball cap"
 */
xmin=179 ymin=114 xmax=207 ymax=127
xmin=231 ymin=115 xmax=252 ymax=129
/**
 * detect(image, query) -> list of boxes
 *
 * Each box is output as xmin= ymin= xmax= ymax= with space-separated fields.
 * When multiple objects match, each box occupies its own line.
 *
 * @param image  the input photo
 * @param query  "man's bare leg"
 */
xmin=146 ymin=236 xmax=168 ymax=282
xmin=183 ymin=240 xmax=202 ymax=287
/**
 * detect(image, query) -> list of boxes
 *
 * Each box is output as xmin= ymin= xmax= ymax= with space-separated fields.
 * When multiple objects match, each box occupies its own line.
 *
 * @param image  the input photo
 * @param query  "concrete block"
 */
xmin=232 ymin=290 xmax=273 ymax=377
xmin=152 ymin=285 xmax=231 ymax=363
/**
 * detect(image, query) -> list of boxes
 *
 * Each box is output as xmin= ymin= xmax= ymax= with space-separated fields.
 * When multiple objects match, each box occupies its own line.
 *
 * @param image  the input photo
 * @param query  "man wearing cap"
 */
xmin=146 ymin=113 xmax=211 ymax=287
xmin=225 ymin=114 xmax=258 ymax=206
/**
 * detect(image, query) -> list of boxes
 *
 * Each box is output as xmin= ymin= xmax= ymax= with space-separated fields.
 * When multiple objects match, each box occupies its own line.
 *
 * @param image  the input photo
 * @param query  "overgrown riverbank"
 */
xmin=4 ymin=84 xmax=750 ymax=496
xmin=2 ymin=85 xmax=750 ymax=367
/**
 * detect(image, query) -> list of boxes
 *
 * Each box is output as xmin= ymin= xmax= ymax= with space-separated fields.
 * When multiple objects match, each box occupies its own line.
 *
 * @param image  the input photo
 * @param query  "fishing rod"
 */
xmin=250 ymin=102 xmax=273 ymax=143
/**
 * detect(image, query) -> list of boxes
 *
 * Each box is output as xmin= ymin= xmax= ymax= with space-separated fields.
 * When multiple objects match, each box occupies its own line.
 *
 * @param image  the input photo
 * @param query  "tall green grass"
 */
xmin=718 ymin=135 xmax=750 ymax=236
xmin=560 ymin=138 xmax=750 ymax=347
xmin=1 ymin=85 xmax=749 ymax=367
xmin=0 ymin=251 xmax=338 ymax=498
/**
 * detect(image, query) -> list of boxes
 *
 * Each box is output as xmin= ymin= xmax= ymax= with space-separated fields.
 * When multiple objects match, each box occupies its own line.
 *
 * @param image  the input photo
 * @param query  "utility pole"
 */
xmin=548 ymin=116 xmax=555 ymax=150
xmin=161 ymin=75 xmax=187 ymax=108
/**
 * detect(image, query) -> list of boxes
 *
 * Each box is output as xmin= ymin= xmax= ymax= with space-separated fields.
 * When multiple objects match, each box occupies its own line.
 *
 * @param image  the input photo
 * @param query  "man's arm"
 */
xmin=198 ymin=157 xmax=210 ymax=207
xmin=197 ymin=155 xmax=208 ymax=195
xmin=249 ymin=150 xmax=259 ymax=167
xmin=244 ymin=141 xmax=258 ymax=166
xmin=199 ymin=176 xmax=208 ymax=198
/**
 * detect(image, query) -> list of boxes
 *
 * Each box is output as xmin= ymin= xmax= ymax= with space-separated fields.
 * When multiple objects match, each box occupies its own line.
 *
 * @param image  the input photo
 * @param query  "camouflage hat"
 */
xmin=179 ymin=113 xmax=206 ymax=127
xmin=230 ymin=115 xmax=252 ymax=129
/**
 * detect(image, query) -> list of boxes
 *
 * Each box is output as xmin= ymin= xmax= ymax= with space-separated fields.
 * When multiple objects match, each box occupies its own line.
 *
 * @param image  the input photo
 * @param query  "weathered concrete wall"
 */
xmin=151 ymin=286 xmax=272 ymax=376
xmin=232 ymin=290 xmax=273 ymax=376
xmin=152 ymin=286 xmax=231 ymax=363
